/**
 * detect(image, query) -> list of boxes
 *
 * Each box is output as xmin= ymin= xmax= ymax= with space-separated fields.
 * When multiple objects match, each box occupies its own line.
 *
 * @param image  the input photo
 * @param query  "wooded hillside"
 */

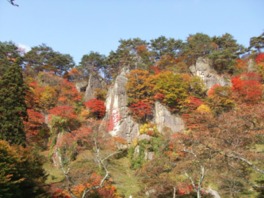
xmin=0 ymin=32 xmax=264 ymax=198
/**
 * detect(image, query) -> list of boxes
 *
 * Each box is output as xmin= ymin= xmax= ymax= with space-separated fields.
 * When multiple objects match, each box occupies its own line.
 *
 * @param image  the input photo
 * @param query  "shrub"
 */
xmin=84 ymin=99 xmax=106 ymax=119
xmin=232 ymin=72 xmax=263 ymax=103
xmin=129 ymin=100 xmax=153 ymax=122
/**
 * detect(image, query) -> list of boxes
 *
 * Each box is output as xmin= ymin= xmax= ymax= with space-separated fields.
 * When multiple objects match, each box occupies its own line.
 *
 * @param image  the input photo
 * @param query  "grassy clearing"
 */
xmin=109 ymin=157 xmax=146 ymax=198
xmin=43 ymin=162 xmax=65 ymax=184
xmin=42 ymin=149 xmax=146 ymax=197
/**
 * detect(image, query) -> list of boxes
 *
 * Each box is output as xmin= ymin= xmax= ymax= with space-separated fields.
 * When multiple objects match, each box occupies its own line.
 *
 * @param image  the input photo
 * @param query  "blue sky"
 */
xmin=0 ymin=0 xmax=263 ymax=64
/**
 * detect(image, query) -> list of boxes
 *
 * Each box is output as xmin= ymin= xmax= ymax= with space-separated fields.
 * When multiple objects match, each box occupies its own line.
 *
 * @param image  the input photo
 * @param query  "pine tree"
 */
xmin=0 ymin=58 xmax=28 ymax=145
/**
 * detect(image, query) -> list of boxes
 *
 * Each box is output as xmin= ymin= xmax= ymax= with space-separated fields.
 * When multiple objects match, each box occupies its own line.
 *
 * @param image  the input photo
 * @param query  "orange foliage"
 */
xmin=24 ymin=109 xmax=45 ymax=141
xmin=71 ymin=126 xmax=92 ymax=146
xmin=129 ymin=100 xmax=153 ymax=121
xmin=71 ymin=173 xmax=119 ymax=198
xmin=232 ymin=72 xmax=263 ymax=103
xmin=27 ymin=80 xmax=57 ymax=111
xmin=51 ymin=189 xmax=71 ymax=198
xmin=126 ymin=69 xmax=154 ymax=105
xmin=58 ymin=79 xmax=81 ymax=105
xmin=235 ymin=59 xmax=247 ymax=70
xmin=177 ymin=183 xmax=193 ymax=195
xmin=48 ymin=105 xmax=77 ymax=120
xmin=67 ymin=68 xmax=81 ymax=81
xmin=136 ymin=44 xmax=147 ymax=54
xmin=113 ymin=136 xmax=127 ymax=145
xmin=156 ymin=54 xmax=177 ymax=70
xmin=186 ymin=96 xmax=203 ymax=111
xmin=153 ymin=92 xmax=165 ymax=101
xmin=26 ymin=72 xmax=82 ymax=112
xmin=207 ymin=84 xmax=221 ymax=97
xmin=256 ymin=53 xmax=264 ymax=66
xmin=150 ymin=65 xmax=161 ymax=74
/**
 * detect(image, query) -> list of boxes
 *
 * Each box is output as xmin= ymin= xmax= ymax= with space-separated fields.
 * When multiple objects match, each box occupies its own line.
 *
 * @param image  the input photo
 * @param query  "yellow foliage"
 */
xmin=197 ymin=104 xmax=211 ymax=113
xmin=139 ymin=123 xmax=158 ymax=136
xmin=79 ymin=109 xmax=90 ymax=120
xmin=38 ymin=86 xmax=57 ymax=110
xmin=131 ymin=138 xmax=138 ymax=147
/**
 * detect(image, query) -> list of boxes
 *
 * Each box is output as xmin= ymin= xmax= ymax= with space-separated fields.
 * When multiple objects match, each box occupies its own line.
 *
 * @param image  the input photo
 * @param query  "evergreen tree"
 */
xmin=0 ymin=58 xmax=27 ymax=145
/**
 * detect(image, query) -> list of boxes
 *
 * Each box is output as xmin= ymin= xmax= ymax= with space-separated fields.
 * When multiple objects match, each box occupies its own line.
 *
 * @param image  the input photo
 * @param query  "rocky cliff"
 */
xmin=189 ymin=57 xmax=230 ymax=89
xmin=84 ymin=73 xmax=106 ymax=101
xmin=101 ymin=68 xmax=187 ymax=142
xmin=101 ymin=68 xmax=139 ymax=143
xmin=154 ymin=102 xmax=185 ymax=133
xmin=79 ymin=58 xmax=233 ymax=142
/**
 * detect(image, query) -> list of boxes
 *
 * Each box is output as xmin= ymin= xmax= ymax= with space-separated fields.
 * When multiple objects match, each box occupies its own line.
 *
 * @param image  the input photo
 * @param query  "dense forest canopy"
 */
xmin=0 ymin=31 xmax=264 ymax=198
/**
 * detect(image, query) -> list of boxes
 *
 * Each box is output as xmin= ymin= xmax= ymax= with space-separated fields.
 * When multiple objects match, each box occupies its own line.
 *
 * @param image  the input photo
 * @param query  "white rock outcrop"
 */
xmin=154 ymin=102 xmax=185 ymax=133
xmin=189 ymin=57 xmax=230 ymax=89
xmin=84 ymin=73 xmax=106 ymax=101
xmin=102 ymin=68 xmax=139 ymax=143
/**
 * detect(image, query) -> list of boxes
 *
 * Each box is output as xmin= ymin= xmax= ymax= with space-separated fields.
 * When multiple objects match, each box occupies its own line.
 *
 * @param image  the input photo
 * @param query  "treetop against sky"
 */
xmin=0 ymin=0 xmax=263 ymax=63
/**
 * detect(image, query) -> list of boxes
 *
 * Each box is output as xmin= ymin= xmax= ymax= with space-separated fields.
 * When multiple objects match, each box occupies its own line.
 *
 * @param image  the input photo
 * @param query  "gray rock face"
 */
xmin=84 ymin=74 xmax=106 ymax=101
xmin=189 ymin=57 xmax=230 ymax=89
xmin=154 ymin=102 xmax=185 ymax=133
xmin=75 ymin=81 xmax=88 ymax=92
xmin=247 ymin=59 xmax=256 ymax=72
xmin=206 ymin=188 xmax=221 ymax=198
xmin=51 ymin=132 xmax=65 ymax=167
xmin=102 ymin=68 xmax=139 ymax=143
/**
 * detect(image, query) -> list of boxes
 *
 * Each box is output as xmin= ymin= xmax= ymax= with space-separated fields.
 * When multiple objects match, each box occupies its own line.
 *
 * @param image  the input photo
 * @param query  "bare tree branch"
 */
xmin=7 ymin=0 xmax=19 ymax=6
xmin=173 ymin=186 xmax=177 ymax=198
xmin=183 ymin=148 xmax=205 ymax=198
xmin=57 ymin=148 xmax=77 ymax=198
xmin=81 ymin=137 xmax=121 ymax=198
xmin=227 ymin=152 xmax=264 ymax=174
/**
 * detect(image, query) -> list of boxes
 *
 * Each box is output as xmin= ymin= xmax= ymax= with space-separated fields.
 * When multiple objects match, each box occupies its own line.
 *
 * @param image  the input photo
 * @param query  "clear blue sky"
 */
xmin=0 ymin=0 xmax=263 ymax=64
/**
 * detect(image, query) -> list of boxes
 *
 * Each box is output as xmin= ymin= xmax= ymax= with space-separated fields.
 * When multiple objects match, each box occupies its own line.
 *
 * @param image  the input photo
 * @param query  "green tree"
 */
xmin=150 ymin=36 xmax=184 ymax=60
xmin=0 ymin=42 xmax=21 ymax=76
xmin=24 ymin=44 xmax=75 ymax=76
xmin=0 ymin=140 xmax=46 ymax=197
xmin=249 ymin=32 xmax=264 ymax=53
xmin=78 ymin=51 xmax=107 ymax=79
xmin=210 ymin=33 xmax=245 ymax=74
xmin=117 ymin=38 xmax=150 ymax=69
xmin=184 ymin=33 xmax=213 ymax=65
xmin=0 ymin=54 xmax=27 ymax=145
xmin=106 ymin=38 xmax=152 ymax=78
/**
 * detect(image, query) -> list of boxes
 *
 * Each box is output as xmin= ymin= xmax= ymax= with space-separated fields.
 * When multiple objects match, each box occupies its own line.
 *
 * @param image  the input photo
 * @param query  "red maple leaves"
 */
xmin=84 ymin=99 xmax=106 ymax=119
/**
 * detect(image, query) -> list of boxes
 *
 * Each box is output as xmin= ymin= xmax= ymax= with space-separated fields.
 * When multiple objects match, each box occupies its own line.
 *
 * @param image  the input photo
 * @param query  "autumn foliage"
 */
xmin=48 ymin=105 xmax=79 ymax=132
xmin=185 ymin=96 xmax=203 ymax=111
xmin=0 ymin=140 xmax=46 ymax=197
xmin=24 ymin=109 xmax=47 ymax=144
xmin=256 ymin=53 xmax=264 ymax=66
xmin=232 ymin=72 xmax=263 ymax=103
xmin=129 ymin=101 xmax=153 ymax=122
xmin=49 ymin=105 xmax=77 ymax=120
xmin=2 ymin=34 xmax=264 ymax=198
xmin=256 ymin=53 xmax=264 ymax=80
xmin=207 ymin=84 xmax=235 ymax=114
xmin=71 ymin=173 xmax=119 ymax=198
xmin=84 ymin=99 xmax=106 ymax=119
xmin=58 ymin=79 xmax=82 ymax=105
